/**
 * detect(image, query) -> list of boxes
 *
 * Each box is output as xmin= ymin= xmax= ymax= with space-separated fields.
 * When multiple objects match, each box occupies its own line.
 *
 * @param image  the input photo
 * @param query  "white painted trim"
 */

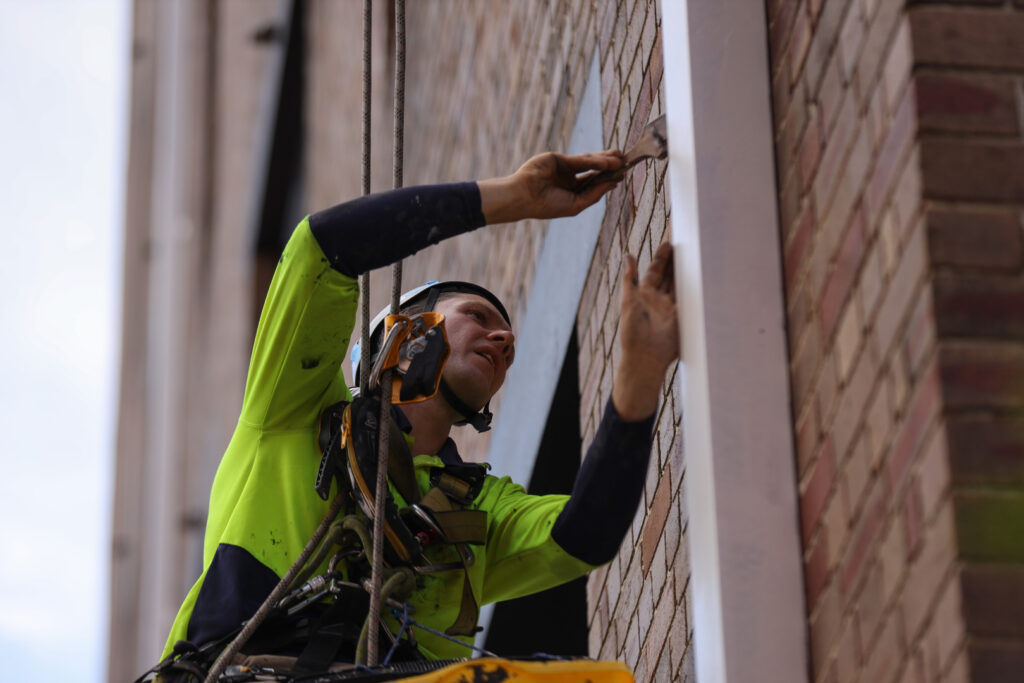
xmin=659 ymin=1 xmax=809 ymax=681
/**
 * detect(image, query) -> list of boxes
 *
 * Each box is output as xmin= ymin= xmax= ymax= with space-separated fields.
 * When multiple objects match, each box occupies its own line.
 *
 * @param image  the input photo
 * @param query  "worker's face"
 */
xmin=435 ymin=293 xmax=515 ymax=410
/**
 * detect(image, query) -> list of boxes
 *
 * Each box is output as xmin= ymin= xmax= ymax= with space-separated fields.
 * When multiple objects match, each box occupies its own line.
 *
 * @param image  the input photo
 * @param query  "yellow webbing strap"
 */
xmin=399 ymin=658 xmax=635 ymax=683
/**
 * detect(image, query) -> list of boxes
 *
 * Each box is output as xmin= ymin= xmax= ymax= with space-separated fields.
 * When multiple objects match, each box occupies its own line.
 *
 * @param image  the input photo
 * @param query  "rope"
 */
xmin=367 ymin=0 xmax=406 ymax=666
xmin=358 ymin=0 xmax=373 ymax=397
xmin=202 ymin=494 xmax=346 ymax=682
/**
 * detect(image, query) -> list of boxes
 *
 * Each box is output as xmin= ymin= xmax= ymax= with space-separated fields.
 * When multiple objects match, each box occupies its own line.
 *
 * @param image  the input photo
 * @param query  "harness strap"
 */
xmin=446 ymin=570 xmax=481 ymax=637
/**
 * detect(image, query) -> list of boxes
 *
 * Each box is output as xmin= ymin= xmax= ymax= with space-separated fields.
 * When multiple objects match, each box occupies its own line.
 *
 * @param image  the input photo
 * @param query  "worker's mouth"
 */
xmin=475 ymin=351 xmax=496 ymax=369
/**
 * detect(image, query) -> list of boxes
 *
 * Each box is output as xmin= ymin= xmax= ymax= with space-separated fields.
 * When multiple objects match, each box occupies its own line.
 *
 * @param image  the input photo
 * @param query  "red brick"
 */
xmin=846 ymin=431 xmax=874 ymax=519
xmin=820 ymin=208 xmax=866 ymax=341
xmin=935 ymin=272 xmax=1024 ymax=348
xmin=865 ymin=85 xmax=916 ymax=225
xmin=887 ymin=359 xmax=941 ymax=492
xmin=792 ymin=321 xmax=822 ymax=414
xmin=862 ymin=610 xmax=905 ymax=683
xmin=796 ymin=401 xmax=821 ymax=477
xmin=810 ymin=580 xmax=843 ymax=678
xmin=927 ymin=207 xmax=1024 ymax=270
xmin=644 ymin=574 xmax=675 ymax=666
xmin=947 ymin=415 xmax=1024 ymax=488
xmin=818 ymin=54 xmax=843 ymax=137
xmin=904 ymin=477 xmax=925 ymax=559
xmin=917 ymin=426 xmax=950 ymax=523
xmin=910 ymin=7 xmax=1024 ymax=71
xmin=789 ymin=5 xmax=813 ymax=85
xmin=920 ymin=139 xmax=1024 ymax=203
xmin=836 ymin=616 xmax=862 ymax=681
xmin=882 ymin=20 xmax=913 ymax=115
xmin=834 ymin=338 xmax=879 ymax=461
xmin=903 ymin=284 xmax=934 ymax=380
xmin=857 ymin=561 xmax=888 ymax=651
xmin=968 ymin=639 xmax=1024 ymax=683
xmin=773 ymin=66 xmax=794 ymax=135
xmin=841 ymin=481 xmax=887 ymax=594
xmin=939 ymin=341 xmax=1024 ymax=411
xmin=837 ymin=1 xmax=865 ymax=82
xmin=648 ymin=31 xmax=663 ymax=102
xmin=904 ymin=502 xmax=957 ymax=640
xmin=799 ymin=106 xmax=824 ymax=193
xmin=769 ymin=0 xmax=799 ymax=69
xmin=874 ymin=221 xmax=927 ymax=358
xmin=785 ymin=205 xmax=816 ymax=293
xmin=860 ymin=243 xmax=884 ymax=324
xmin=813 ymin=94 xmax=856 ymax=220
xmin=802 ymin=443 xmax=837 ymax=544
xmin=806 ymin=528 xmax=831 ymax=614
xmin=915 ymin=73 xmax=1020 ymax=136
xmin=854 ymin=0 xmax=903 ymax=110
xmin=890 ymin=147 xmax=923 ymax=242
xmin=641 ymin=468 xmax=672 ymax=576
xmin=779 ymin=171 xmax=802 ymax=242
xmin=816 ymin=352 xmax=840 ymax=429
xmin=961 ymin=563 xmax=1024 ymax=638
xmin=803 ymin=0 xmax=846 ymax=96
xmin=821 ymin=129 xmax=871 ymax=260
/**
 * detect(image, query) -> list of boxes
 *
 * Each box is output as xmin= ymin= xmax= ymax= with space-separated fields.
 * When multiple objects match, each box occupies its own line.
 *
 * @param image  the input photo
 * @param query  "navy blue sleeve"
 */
xmin=551 ymin=398 xmax=656 ymax=565
xmin=308 ymin=182 xmax=486 ymax=277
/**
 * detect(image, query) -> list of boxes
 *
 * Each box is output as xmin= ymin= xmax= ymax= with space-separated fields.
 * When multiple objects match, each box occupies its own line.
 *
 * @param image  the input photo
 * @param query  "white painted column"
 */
xmin=138 ymin=0 xmax=204 ymax=667
xmin=659 ymin=1 xmax=809 ymax=681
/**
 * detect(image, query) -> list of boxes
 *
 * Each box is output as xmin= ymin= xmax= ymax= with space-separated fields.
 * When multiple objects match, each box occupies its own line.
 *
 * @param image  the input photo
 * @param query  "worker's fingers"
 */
xmin=652 ymin=242 xmax=674 ymax=295
xmin=571 ymin=179 xmax=619 ymax=211
xmin=659 ymin=249 xmax=675 ymax=296
xmin=641 ymin=242 xmax=673 ymax=290
xmin=558 ymin=150 xmax=625 ymax=173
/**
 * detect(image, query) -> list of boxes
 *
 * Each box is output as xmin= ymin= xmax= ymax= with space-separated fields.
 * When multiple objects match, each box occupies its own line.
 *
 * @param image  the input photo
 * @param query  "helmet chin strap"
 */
xmin=438 ymin=378 xmax=493 ymax=433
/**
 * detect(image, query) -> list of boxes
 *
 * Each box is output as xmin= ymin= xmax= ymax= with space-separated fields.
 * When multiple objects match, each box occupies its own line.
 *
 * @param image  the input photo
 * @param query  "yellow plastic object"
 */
xmin=398 ymin=658 xmax=635 ymax=683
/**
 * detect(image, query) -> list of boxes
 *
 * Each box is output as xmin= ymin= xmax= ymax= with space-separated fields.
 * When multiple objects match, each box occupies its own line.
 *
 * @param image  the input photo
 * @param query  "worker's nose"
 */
xmin=488 ymin=328 xmax=516 ymax=362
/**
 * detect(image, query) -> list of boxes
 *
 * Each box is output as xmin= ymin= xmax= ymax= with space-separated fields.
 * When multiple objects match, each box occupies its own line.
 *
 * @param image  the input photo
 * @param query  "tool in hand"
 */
xmin=575 ymin=114 xmax=667 ymax=194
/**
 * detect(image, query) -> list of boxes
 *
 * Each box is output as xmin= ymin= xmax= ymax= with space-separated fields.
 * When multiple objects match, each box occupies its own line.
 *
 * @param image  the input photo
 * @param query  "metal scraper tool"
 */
xmin=575 ymin=114 xmax=667 ymax=193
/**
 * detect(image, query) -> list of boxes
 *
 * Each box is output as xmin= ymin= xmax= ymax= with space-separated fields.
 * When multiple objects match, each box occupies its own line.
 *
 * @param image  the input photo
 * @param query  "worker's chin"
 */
xmin=443 ymin=372 xmax=492 ymax=412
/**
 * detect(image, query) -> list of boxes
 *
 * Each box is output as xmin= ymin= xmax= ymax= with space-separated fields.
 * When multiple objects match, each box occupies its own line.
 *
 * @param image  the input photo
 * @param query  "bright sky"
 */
xmin=0 ymin=1 xmax=128 ymax=681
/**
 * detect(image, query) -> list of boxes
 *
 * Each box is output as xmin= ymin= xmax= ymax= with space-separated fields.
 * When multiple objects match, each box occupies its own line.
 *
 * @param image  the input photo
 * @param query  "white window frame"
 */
xmin=660 ymin=1 xmax=810 ymax=680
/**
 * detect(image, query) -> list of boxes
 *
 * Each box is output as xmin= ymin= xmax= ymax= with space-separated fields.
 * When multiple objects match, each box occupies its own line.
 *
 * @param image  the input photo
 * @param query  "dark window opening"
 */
xmin=254 ymin=0 xmax=307 ymax=321
xmin=484 ymin=328 xmax=588 ymax=657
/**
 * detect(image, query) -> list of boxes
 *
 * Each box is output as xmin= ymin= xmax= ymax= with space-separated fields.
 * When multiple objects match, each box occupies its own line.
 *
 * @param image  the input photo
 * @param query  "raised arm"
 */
xmin=552 ymin=242 xmax=679 ymax=565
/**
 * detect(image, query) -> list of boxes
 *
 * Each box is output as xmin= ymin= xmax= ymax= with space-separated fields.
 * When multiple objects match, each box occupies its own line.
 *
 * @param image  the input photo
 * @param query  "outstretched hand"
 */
xmin=612 ymin=242 xmax=680 ymax=421
xmin=478 ymin=150 xmax=624 ymax=224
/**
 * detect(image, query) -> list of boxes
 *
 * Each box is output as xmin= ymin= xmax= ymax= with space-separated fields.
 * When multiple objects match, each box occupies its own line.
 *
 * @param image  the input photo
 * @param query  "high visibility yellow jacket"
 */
xmin=162 ymin=219 xmax=594 ymax=661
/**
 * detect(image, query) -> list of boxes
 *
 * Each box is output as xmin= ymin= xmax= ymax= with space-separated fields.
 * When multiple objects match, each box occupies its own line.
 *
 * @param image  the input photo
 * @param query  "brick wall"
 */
xmin=305 ymin=1 xmax=685 ymax=679
xmin=772 ymin=0 xmax=1024 ymax=680
xmin=910 ymin=3 xmax=1024 ymax=681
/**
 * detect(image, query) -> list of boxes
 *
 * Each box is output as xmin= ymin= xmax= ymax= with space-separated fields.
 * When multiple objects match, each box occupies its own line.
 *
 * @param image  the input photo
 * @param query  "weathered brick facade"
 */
xmin=115 ymin=0 xmax=1023 ymax=680
xmin=772 ymin=0 xmax=1024 ymax=680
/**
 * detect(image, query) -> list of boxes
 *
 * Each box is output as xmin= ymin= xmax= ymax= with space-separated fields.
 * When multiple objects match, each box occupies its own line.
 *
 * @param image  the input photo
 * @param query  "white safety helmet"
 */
xmin=350 ymin=280 xmax=511 ymax=432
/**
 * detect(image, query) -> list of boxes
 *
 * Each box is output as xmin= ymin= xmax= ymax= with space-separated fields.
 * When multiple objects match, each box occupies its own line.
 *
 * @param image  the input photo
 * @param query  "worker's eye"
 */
xmin=468 ymin=309 xmax=485 ymax=322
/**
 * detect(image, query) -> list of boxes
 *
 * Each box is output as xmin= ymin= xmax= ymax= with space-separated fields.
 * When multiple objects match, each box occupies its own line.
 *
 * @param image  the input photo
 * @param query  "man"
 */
xmin=158 ymin=150 xmax=678 ymax=671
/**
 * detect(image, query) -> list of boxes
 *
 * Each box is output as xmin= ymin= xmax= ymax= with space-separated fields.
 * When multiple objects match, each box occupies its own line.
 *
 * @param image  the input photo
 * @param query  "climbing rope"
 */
xmin=367 ymin=0 xmax=406 ymax=666
xmin=358 ymin=0 xmax=373 ymax=399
